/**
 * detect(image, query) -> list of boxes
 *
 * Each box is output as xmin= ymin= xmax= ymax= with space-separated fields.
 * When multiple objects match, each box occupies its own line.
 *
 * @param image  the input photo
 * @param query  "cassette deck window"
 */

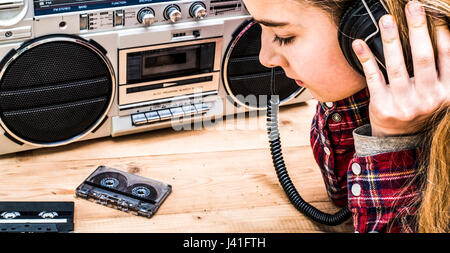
xmin=126 ymin=42 xmax=216 ymax=84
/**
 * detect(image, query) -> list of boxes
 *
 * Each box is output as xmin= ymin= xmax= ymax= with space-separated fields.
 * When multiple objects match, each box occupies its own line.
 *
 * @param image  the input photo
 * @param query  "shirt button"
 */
xmin=324 ymin=146 xmax=331 ymax=155
xmin=351 ymin=184 xmax=362 ymax=196
xmin=325 ymin=102 xmax=334 ymax=108
xmin=331 ymin=113 xmax=342 ymax=123
xmin=351 ymin=163 xmax=361 ymax=175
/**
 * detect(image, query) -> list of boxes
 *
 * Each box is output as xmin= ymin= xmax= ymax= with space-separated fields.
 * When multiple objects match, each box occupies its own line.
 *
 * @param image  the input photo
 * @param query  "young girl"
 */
xmin=242 ymin=0 xmax=449 ymax=232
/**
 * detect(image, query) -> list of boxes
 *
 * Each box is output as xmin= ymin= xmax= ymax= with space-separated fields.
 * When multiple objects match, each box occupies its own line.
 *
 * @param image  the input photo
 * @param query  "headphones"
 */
xmin=338 ymin=0 xmax=390 ymax=81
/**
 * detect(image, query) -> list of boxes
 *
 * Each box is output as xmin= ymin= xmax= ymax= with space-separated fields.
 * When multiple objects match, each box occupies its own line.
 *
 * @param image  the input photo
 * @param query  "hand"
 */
xmin=351 ymin=1 xmax=449 ymax=137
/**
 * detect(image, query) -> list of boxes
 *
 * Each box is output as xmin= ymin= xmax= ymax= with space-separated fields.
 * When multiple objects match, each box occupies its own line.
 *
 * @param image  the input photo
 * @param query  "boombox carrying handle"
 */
xmin=266 ymin=68 xmax=351 ymax=226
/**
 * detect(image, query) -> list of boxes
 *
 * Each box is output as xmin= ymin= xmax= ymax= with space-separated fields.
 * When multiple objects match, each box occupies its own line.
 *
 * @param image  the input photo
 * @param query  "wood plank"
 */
xmin=74 ymin=204 xmax=353 ymax=233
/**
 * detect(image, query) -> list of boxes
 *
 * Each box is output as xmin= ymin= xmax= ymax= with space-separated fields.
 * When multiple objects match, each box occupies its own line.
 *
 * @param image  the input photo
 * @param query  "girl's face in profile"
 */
xmin=243 ymin=0 xmax=367 ymax=102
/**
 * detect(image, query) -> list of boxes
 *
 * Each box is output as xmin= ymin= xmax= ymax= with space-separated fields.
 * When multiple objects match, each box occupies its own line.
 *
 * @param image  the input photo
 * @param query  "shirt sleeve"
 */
xmin=348 ymin=125 xmax=422 ymax=233
xmin=352 ymin=124 xmax=422 ymax=157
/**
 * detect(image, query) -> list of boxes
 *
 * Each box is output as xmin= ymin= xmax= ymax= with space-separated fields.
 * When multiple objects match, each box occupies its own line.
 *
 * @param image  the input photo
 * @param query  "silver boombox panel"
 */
xmin=0 ymin=0 xmax=311 ymax=155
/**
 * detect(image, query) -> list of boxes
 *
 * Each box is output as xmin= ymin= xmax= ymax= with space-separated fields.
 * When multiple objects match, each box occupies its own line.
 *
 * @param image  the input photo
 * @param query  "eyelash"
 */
xmin=272 ymin=35 xmax=296 ymax=46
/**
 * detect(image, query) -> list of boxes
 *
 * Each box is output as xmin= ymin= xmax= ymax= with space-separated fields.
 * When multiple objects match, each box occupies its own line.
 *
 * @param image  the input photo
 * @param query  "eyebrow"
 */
xmin=253 ymin=19 xmax=290 ymax=27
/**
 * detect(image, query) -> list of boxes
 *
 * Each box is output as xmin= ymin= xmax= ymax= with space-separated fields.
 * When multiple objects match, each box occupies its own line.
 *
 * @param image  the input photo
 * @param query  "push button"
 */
xmin=182 ymin=105 xmax=197 ymax=115
xmin=157 ymin=109 xmax=172 ymax=121
xmin=131 ymin=113 xmax=147 ymax=126
xmin=145 ymin=111 xmax=160 ymax=123
xmin=170 ymin=107 xmax=185 ymax=118
xmin=194 ymin=103 xmax=209 ymax=113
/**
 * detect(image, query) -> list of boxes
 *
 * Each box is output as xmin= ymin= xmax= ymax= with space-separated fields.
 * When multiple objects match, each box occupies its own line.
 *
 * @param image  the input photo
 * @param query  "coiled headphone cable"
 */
xmin=266 ymin=68 xmax=351 ymax=226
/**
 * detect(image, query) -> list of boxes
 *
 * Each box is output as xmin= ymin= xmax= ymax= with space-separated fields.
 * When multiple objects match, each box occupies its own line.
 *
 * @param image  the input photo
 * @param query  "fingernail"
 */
xmin=352 ymin=40 xmax=364 ymax=55
xmin=408 ymin=1 xmax=424 ymax=15
xmin=381 ymin=15 xmax=394 ymax=29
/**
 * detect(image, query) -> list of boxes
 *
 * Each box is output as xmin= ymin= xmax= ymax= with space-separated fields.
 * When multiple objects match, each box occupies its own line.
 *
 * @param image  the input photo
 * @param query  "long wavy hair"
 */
xmin=300 ymin=0 xmax=449 ymax=232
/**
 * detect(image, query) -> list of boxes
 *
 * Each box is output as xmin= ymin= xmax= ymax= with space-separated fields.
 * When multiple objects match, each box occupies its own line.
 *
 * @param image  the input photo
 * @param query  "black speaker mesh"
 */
xmin=0 ymin=37 xmax=113 ymax=144
xmin=1 ymin=42 xmax=109 ymax=90
xmin=224 ymin=21 xmax=302 ymax=108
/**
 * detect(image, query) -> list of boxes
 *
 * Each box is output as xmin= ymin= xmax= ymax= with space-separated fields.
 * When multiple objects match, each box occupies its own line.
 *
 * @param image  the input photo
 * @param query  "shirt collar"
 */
xmin=320 ymin=88 xmax=370 ymax=112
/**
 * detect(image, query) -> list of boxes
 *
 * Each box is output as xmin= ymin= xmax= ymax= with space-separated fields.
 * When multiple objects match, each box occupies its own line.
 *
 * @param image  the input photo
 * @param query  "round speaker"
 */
xmin=222 ymin=20 xmax=305 ymax=109
xmin=0 ymin=34 xmax=115 ymax=147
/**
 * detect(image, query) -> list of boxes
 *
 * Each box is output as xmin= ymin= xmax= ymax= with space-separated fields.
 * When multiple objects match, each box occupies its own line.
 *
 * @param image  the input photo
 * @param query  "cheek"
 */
xmin=285 ymin=40 xmax=366 ymax=101
xmin=286 ymin=43 xmax=343 ymax=84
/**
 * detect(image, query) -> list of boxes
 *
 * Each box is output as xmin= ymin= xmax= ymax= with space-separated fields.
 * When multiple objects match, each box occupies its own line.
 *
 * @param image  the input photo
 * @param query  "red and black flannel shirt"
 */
xmin=310 ymin=88 xmax=420 ymax=233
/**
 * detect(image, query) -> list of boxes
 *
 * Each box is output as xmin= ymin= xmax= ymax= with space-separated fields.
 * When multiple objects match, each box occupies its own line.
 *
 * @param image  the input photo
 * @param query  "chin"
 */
xmin=308 ymin=90 xmax=341 ymax=102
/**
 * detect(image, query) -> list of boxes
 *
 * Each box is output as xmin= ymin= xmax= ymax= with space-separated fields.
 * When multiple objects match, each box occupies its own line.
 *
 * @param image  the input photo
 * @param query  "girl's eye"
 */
xmin=273 ymin=35 xmax=296 ymax=46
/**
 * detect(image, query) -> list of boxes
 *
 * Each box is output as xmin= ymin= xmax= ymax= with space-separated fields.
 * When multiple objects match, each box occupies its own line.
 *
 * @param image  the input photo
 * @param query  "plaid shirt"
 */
xmin=310 ymin=88 xmax=420 ymax=233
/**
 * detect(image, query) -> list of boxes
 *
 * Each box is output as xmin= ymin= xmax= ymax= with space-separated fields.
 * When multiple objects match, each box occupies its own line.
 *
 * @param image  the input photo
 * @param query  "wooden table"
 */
xmin=0 ymin=100 xmax=353 ymax=233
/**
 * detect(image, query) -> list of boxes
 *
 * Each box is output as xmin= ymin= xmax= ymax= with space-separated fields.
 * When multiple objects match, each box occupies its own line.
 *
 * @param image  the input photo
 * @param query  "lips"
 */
xmin=295 ymin=80 xmax=304 ymax=86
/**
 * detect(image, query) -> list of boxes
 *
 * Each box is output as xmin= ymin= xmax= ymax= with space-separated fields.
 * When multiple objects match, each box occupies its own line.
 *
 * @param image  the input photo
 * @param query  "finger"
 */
xmin=434 ymin=17 xmax=450 ymax=81
xmin=406 ymin=1 xmax=438 ymax=88
xmin=379 ymin=15 xmax=410 ymax=93
xmin=352 ymin=39 xmax=388 ymax=99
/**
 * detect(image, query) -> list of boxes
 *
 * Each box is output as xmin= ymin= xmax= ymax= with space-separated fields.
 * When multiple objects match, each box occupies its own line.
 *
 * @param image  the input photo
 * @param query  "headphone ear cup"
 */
xmin=338 ymin=0 xmax=389 ymax=82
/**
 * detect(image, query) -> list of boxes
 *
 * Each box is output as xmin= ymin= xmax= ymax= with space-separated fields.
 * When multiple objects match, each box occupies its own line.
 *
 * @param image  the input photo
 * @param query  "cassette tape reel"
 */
xmin=76 ymin=166 xmax=172 ymax=218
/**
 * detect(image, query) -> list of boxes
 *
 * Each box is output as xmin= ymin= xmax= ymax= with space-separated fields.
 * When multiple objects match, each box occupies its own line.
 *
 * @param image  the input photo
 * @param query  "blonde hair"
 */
xmin=417 ymin=106 xmax=449 ymax=233
xmin=301 ymin=0 xmax=450 ymax=232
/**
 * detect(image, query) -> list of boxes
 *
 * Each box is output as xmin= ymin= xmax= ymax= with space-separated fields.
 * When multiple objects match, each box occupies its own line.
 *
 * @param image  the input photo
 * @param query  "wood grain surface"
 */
xmin=0 ymin=100 xmax=353 ymax=233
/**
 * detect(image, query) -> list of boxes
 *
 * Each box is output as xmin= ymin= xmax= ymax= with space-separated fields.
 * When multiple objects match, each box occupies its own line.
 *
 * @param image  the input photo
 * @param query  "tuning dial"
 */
xmin=164 ymin=5 xmax=182 ymax=23
xmin=190 ymin=2 xmax=207 ymax=20
xmin=137 ymin=7 xmax=155 ymax=26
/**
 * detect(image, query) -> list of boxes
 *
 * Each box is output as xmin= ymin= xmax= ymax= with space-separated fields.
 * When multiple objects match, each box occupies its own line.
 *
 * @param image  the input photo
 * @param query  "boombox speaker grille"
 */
xmin=223 ymin=20 xmax=304 ymax=109
xmin=0 ymin=35 xmax=114 ymax=146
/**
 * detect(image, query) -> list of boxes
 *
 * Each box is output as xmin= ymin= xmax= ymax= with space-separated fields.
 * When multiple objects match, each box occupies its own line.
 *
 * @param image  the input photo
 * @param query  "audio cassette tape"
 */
xmin=0 ymin=202 xmax=74 ymax=233
xmin=76 ymin=166 xmax=172 ymax=218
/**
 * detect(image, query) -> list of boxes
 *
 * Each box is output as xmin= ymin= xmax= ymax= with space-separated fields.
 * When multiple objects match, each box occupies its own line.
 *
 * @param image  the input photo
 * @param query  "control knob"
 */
xmin=190 ymin=2 xmax=207 ymax=20
xmin=164 ymin=5 xmax=182 ymax=23
xmin=137 ymin=8 xmax=155 ymax=26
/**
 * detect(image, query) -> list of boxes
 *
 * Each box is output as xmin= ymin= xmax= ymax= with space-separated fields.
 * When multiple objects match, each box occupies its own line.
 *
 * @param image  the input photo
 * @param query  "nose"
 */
xmin=259 ymin=30 xmax=287 ymax=69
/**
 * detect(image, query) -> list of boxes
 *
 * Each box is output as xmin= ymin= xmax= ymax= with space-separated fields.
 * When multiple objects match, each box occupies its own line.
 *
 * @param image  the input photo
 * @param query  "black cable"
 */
xmin=267 ymin=68 xmax=351 ymax=226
